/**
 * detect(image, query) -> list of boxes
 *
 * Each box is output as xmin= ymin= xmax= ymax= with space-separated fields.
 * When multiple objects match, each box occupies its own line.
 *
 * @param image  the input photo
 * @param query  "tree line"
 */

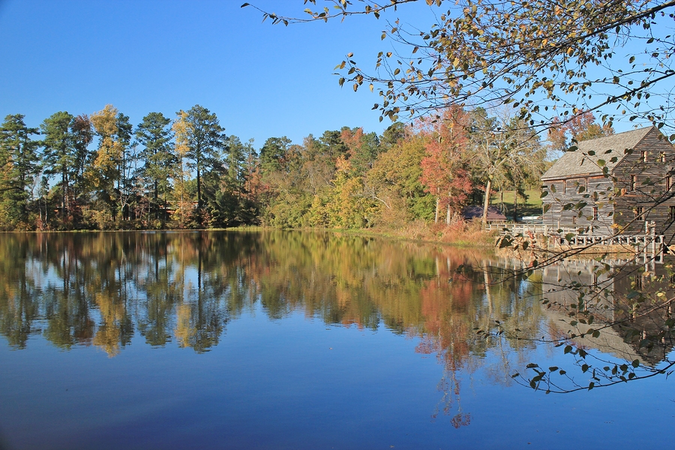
xmin=1 ymin=103 xmax=590 ymax=232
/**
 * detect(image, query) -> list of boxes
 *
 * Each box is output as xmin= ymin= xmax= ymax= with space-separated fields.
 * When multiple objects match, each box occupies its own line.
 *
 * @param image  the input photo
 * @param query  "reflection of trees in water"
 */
xmin=0 ymin=235 xmax=40 ymax=348
xmin=0 ymin=231 xmax=541 ymax=373
xmin=413 ymin=255 xmax=543 ymax=425
xmin=0 ymin=231 xmax=565 ymax=423
xmin=3 ymin=232 xmax=671 ymax=411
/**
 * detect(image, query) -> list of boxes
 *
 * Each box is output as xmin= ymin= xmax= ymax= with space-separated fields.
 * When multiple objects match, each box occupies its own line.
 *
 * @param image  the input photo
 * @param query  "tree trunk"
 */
xmin=197 ymin=167 xmax=201 ymax=209
xmin=513 ymin=190 xmax=518 ymax=221
xmin=434 ymin=197 xmax=440 ymax=223
xmin=62 ymin=171 xmax=68 ymax=220
xmin=482 ymin=178 xmax=492 ymax=225
xmin=483 ymin=260 xmax=493 ymax=319
xmin=154 ymin=180 xmax=159 ymax=220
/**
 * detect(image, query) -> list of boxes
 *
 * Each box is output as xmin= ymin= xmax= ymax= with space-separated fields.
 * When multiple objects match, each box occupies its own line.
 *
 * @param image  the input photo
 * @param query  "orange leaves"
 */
xmin=418 ymin=106 xmax=473 ymax=212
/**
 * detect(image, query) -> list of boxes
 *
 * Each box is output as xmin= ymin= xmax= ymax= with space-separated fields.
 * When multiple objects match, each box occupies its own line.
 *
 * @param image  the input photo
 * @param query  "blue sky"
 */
xmin=0 ymin=0 xmax=430 ymax=147
xmin=1 ymin=0 xmax=665 ymax=150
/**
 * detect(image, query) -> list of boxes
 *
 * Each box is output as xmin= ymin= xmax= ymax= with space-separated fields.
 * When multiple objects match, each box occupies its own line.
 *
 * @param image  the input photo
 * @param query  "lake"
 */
xmin=0 ymin=231 xmax=673 ymax=449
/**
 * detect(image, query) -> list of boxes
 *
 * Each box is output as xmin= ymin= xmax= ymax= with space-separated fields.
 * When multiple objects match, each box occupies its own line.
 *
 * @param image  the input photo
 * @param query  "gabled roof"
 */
xmin=541 ymin=127 xmax=654 ymax=180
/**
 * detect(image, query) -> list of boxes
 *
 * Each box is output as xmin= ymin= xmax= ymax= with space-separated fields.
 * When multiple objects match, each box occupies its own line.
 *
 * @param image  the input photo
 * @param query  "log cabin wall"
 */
xmin=542 ymin=127 xmax=675 ymax=242
xmin=612 ymin=127 xmax=675 ymax=243
xmin=541 ymin=175 xmax=614 ymax=232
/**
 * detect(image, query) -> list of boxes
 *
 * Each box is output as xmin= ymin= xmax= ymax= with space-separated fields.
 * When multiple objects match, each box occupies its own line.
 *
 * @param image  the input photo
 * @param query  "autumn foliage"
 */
xmin=0 ymin=103 xmax=549 ymax=235
xmin=417 ymin=106 xmax=473 ymax=222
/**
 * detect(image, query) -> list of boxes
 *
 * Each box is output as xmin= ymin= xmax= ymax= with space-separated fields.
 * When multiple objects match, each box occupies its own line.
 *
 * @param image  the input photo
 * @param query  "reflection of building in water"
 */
xmin=538 ymin=256 xmax=675 ymax=367
xmin=541 ymin=258 xmax=617 ymax=322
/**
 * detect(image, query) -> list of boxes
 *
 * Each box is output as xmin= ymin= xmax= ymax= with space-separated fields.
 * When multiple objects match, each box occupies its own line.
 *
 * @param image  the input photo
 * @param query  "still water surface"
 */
xmin=0 ymin=231 xmax=673 ymax=449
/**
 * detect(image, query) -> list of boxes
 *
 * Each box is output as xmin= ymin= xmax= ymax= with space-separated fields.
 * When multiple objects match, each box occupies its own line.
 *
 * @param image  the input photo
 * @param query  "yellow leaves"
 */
xmin=92 ymin=291 xmax=125 ymax=357
xmin=91 ymin=104 xmax=118 ymax=138
xmin=175 ymin=303 xmax=196 ymax=349
xmin=94 ymin=138 xmax=122 ymax=171
xmin=172 ymin=110 xmax=191 ymax=158
xmin=87 ymin=104 xmax=126 ymax=189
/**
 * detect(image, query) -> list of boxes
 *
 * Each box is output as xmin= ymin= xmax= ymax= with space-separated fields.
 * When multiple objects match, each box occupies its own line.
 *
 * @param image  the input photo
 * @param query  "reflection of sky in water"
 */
xmin=0 ymin=232 xmax=674 ymax=449
xmin=3 ymin=308 xmax=674 ymax=450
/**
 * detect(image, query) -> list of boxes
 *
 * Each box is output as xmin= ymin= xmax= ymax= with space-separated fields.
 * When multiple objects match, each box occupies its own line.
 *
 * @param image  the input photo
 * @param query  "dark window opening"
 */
xmin=635 ymin=206 xmax=644 ymax=219
xmin=635 ymin=274 xmax=643 ymax=290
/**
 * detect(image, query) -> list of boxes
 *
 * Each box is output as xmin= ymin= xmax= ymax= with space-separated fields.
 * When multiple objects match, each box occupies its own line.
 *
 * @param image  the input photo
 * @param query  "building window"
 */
xmin=670 ymin=206 xmax=675 ymax=221
xmin=641 ymin=150 xmax=647 ymax=162
xmin=635 ymin=274 xmax=643 ymax=290
xmin=634 ymin=206 xmax=644 ymax=219
xmin=660 ymin=152 xmax=666 ymax=163
xmin=630 ymin=175 xmax=637 ymax=191
xmin=593 ymin=207 xmax=599 ymax=220
xmin=576 ymin=178 xmax=587 ymax=193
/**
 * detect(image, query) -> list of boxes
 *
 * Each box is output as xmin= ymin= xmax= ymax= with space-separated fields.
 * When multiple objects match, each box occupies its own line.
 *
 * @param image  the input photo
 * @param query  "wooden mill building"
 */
xmin=541 ymin=127 xmax=675 ymax=243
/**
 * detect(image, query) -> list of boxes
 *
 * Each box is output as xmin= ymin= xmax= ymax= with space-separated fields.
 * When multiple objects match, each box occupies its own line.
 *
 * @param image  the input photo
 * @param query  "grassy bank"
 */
xmin=8 ymin=222 xmax=498 ymax=248
xmin=312 ymin=220 xmax=497 ymax=247
xmin=491 ymin=189 xmax=543 ymax=219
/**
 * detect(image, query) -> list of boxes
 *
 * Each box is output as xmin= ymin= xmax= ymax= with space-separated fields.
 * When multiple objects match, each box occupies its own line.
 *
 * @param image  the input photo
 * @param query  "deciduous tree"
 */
xmin=171 ymin=110 xmax=193 ymax=227
xmin=250 ymin=1 xmax=675 ymax=136
xmin=418 ymin=106 xmax=473 ymax=223
xmin=89 ymin=105 xmax=125 ymax=224
xmin=548 ymin=111 xmax=615 ymax=154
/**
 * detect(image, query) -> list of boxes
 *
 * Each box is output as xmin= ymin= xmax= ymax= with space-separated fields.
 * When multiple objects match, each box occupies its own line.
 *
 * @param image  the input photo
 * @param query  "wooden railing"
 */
xmin=485 ymin=223 xmax=579 ymax=235
xmin=485 ymin=222 xmax=664 ymax=250
xmin=552 ymin=233 xmax=664 ymax=248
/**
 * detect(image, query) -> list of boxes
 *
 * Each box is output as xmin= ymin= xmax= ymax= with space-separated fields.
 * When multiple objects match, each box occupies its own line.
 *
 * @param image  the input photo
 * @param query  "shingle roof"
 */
xmin=541 ymin=127 xmax=654 ymax=180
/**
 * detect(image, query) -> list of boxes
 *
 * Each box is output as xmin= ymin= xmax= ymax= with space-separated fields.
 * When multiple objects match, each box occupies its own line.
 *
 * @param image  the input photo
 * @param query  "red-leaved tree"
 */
xmin=418 ymin=106 xmax=473 ymax=223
